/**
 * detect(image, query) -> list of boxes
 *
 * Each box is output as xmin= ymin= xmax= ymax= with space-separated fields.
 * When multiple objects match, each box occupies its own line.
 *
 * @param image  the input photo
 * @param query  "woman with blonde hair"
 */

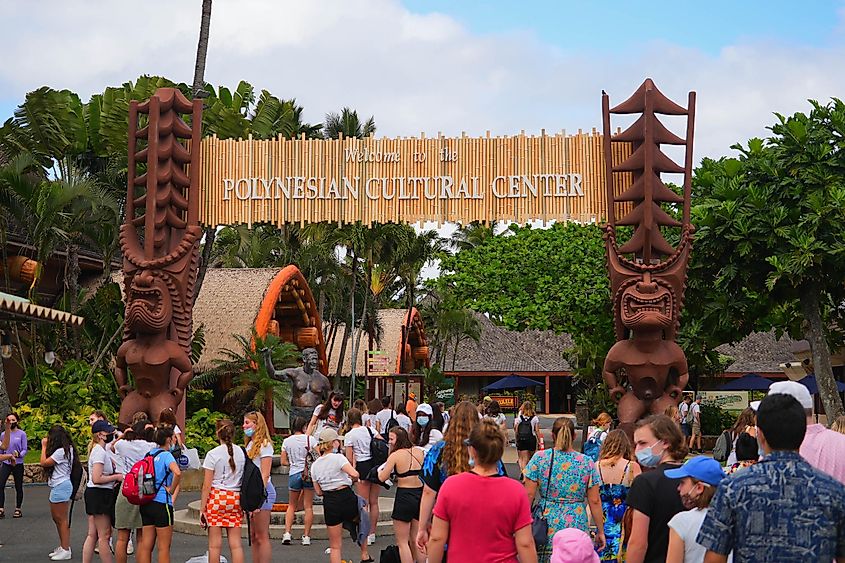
xmin=664 ymin=405 xmax=680 ymax=428
xmin=416 ymin=401 xmax=504 ymax=555
xmin=242 ymin=411 xmax=275 ymax=561
xmin=200 ymin=419 xmax=246 ymax=563
xmin=596 ymin=429 xmax=641 ymax=561
xmin=525 ymin=417 xmax=605 ymax=562
xmin=514 ymin=400 xmax=541 ymax=476
xmin=584 ymin=412 xmax=613 ymax=461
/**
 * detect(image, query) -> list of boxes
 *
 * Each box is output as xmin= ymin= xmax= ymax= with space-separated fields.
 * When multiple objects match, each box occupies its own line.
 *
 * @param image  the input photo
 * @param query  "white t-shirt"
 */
xmin=374 ymin=409 xmax=396 ymax=433
xmin=362 ymin=413 xmax=377 ymax=429
xmin=282 ymin=434 xmax=316 ymax=474
xmin=690 ymin=402 xmax=701 ymax=422
xmin=174 ymin=424 xmax=182 ymax=436
xmin=112 ymin=439 xmax=157 ymax=474
xmin=396 ymin=414 xmax=412 ymax=432
xmin=668 ymin=508 xmax=733 ymax=563
xmin=423 ymin=429 xmax=443 ymax=453
xmin=485 ymin=413 xmax=506 ymax=427
xmin=344 ymin=426 xmax=373 ymax=462
xmin=202 ymin=444 xmax=246 ymax=491
xmin=680 ymin=402 xmax=691 ymax=422
xmin=313 ymin=405 xmax=342 ymax=434
xmin=48 ymin=447 xmax=73 ymax=487
xmin=310 ymin=452 xmax=353 ymax=491
xmin=247 ymin=440 xmax=274 ymax=484
xmin=87 ymin=444 xmax=117 ymax=489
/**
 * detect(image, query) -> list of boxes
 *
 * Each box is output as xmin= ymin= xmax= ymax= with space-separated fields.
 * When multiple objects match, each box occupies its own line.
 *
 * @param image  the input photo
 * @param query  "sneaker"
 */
xmin=50 ymin=547 xmax=72 ymax=561
xmin=94 ymin=545 xmax=99 ymax=554
xmin=49 ymin=547 xmax=62 ymax=557
xmin=127 ymin=539 xmax=134 ymax=555
xmin=367 ymin=533 xmax=376 ymax=545
xmin=301 ymin=535 xmax=311 ymax=546
xmin=282 ymin=532 xmax=292 ymax=545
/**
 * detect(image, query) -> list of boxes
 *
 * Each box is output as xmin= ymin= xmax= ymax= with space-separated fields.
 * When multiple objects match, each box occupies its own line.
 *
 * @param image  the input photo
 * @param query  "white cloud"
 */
xmin=1 ymin=0 xmax=844 ymax=163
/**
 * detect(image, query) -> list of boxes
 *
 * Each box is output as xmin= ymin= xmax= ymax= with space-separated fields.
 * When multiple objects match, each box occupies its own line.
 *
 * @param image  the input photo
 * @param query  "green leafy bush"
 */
xmin=186 ymin=389 xmax=215 ymax=417
xmin=700 ymin=403 xmax=735 ymax=435
xmin=184 ymin=408 xmax=228 ymax=456
xmin=18 ymin=359 xmax=120 ymax=413
xmin=16 ymin=403 xmax=117 ymax=455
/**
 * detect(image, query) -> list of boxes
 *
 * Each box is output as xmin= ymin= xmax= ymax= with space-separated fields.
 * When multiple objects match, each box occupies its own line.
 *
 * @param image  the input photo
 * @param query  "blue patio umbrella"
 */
xmin=796 ymin=374 xmax=845 ymax=395
xmin=718 ymin=373 xmax=773 ymax=391
xmin=482 ymin=374 xmax=545 ymax=391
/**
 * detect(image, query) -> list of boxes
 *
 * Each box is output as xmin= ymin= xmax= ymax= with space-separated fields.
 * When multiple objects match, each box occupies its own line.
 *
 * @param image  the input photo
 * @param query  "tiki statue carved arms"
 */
xmin=115 ymin=88 xmax=203 ymax=427
xmin=601 ymin=79 xmax=695 ymax=433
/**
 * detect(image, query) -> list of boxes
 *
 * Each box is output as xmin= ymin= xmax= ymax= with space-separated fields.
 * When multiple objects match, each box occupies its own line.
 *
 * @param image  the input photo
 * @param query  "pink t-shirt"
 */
xmin=433 ymin=471 xmax=533 ymax=563
xmin=800 ymin=424 xmax=845 ymax=485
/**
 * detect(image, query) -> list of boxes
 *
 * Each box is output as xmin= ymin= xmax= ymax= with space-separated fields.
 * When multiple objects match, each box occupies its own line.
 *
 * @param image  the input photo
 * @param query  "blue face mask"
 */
xmin=244 ymin=427 xmax=255 ymax=438
xmin=417 ymin=415 xmax=430 ymax=427
xmin=635 ymin=441 xmax=663 ymax=467
xmin=757 ymin=437 xmax=766 ymax=459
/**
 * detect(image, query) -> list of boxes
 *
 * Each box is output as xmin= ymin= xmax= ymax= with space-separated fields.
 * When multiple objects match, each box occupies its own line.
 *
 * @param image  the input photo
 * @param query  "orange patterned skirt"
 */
xmin=206 ymin=487 xmax=243 ymax=528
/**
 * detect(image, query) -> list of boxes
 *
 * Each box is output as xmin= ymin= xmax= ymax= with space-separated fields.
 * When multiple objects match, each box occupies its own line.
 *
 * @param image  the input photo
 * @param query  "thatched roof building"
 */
xmin=715 ymin=331 xmax=797 ymax=374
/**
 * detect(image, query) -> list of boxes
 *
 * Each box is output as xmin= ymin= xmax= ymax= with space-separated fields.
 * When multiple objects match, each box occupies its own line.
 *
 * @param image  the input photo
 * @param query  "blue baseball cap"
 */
xmin=664 ymin=456 xmax=725 ymax=486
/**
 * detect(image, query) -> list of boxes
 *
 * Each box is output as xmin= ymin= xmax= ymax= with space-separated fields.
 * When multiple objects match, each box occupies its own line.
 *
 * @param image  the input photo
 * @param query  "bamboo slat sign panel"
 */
xmin=198 ymin=130 xmax=631 ymax=227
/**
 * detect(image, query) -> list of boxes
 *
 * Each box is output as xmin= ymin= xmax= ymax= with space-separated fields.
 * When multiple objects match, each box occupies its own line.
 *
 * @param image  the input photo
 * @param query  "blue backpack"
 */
xmin=583 ymin=429 xmax=605 ymax=462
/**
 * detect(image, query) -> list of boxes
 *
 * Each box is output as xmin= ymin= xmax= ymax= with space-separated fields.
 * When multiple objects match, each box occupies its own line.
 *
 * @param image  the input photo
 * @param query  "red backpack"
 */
xmin=122 ymin=450 xmax=167 ymax=505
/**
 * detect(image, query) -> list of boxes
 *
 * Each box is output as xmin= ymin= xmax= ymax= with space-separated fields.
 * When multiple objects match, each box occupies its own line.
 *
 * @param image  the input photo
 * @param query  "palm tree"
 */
xmin=191 ymin=330 xmax=299 ymax=417
xmin=449 ymin=221 xmax=495 ymax=251
xmin=323 ymin=108 xmax=376 ymax=139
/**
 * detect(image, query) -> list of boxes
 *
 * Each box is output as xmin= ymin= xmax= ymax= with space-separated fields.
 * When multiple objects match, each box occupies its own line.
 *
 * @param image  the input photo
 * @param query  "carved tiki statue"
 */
xmin=601 ymin=79 xmax=695 ymax=434
xmin=115 ymin=88 xmax=203 ymax=427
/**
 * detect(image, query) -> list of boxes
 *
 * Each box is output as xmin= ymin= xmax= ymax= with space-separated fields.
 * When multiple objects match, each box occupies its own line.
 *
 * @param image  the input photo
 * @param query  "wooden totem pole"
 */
xmin=601 ymin=79 xmax=696 ymax=436
xmin=115 ymin=88 xmax=203 ymax=427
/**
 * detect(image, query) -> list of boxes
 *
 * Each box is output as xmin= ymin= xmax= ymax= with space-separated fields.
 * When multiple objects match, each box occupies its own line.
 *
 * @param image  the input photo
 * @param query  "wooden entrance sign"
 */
xmin=197 ymin=131 xmax=631 ymax=226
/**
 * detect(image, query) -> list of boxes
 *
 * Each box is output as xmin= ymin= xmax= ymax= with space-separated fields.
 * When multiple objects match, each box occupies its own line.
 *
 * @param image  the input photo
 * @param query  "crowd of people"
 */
xmin=2 ymin=384 xmax=845 ymax=562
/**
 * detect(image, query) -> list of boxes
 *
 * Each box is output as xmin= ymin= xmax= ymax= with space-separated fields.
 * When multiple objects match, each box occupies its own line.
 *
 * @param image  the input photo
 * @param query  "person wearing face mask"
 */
xmin=0 ymin=413 xmax=27 ymax=519
xmin=664 ymin=456 xmax=727 ymax=563
xmin=625 ymin=414 xmax=688 ymax=563
xmin=242 ymin=411 xmax=275 ymax=560
xmin=136 ymin=424 xmax=182 ymax=563
xmin=84 ymin=420 xmax=125 ymax=563
xmin=412 ymin=403 xmax=443 ymax=453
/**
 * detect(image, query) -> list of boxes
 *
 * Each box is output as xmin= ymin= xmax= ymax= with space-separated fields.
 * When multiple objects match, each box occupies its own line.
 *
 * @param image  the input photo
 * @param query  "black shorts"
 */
xmin=391 ymin=487 xmax=422 ymax=522
xmin=322 ymin=487 xmax=358 ymax=527
xmin=140 ymin=501 xmax=174 ymax=528
xmin=84 ymin=487 xmax=116 ymax=519
xmin=356 ymin=459 xmax=376 ymax=480
xmin=516 ymin=437 xmax=537 ymax=452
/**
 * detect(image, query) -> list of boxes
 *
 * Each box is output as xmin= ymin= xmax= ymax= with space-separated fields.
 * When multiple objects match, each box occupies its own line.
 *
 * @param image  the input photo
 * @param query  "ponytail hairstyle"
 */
xmin=243 ymin=411 xmax=272 ymax=460
xmin=467 ymin=419 xmax=505 ymax=467
xmin=153 ymin=423 xmax=175 ymax=447
xmin=552 ymin=416 xmax=575 ymax=451
xmin=159 ymin=407 xmax=177 ymax=426
xmin=216 ymin=419 xmax=236 ymax=472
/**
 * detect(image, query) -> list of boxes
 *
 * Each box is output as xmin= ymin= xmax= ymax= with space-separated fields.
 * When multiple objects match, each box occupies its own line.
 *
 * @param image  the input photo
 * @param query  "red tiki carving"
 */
xmin=601 ymin=79 xmax=695 ymax=435
xmin=115 ymin=88 xmax=203 ymax=427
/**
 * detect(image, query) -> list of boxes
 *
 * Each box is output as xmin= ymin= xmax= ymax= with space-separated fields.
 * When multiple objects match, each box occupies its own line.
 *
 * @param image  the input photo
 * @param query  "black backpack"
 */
xmin=239 ymin=446 xmax=268 ymax=512
xmin=367 ymin=427 xmax=389 ymax=466
xmin=516 ymin=416 xmax=534 ymax=441
xmin=384 ymin=412 xmax=400 ymax=433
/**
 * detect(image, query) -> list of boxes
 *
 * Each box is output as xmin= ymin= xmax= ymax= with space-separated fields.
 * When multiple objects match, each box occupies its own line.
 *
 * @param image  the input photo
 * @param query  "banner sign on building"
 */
xmin=699 ymin=391 xmax=749 ymax=412
xmin=367 ymin=350 xmax=390 ymax=377
xmin=198 ymin=131 xmax=631 ymax=226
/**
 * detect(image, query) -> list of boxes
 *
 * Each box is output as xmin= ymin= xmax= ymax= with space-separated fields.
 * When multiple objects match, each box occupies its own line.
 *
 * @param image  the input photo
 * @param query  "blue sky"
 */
xmin=1 ymin=0 xmax=845 ymax=161
xmin=403 ymin=1 xmax=843 ymax=52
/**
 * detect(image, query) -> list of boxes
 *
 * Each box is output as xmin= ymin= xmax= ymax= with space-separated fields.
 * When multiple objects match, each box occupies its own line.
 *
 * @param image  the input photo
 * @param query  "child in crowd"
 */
xmin=665 ymin=456 xmax=727 ymax=563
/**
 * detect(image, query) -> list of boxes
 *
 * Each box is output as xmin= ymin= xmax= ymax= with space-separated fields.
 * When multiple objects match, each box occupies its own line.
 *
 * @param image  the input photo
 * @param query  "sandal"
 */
xmin=12 ymin=509 xmax=21 ymax=518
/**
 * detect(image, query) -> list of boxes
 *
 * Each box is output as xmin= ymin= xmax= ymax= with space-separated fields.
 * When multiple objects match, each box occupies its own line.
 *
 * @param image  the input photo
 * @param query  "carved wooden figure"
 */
xmin=115 ymin=88 xmax=203 ymax=427
xmin=601 ymin=79 xmax=695 ymax=436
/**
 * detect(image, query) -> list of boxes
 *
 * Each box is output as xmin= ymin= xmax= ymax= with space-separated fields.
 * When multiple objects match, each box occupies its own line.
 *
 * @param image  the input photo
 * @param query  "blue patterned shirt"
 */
xmin=421 ymin=440 xmax=506 ymax=492
xmin=697 ymin=451 xmax=845 ymax=562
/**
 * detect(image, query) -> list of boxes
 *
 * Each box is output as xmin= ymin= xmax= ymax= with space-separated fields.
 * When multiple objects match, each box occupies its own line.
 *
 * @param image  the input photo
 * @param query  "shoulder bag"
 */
xmin=531 ymin=449 xmax=555 ymax=546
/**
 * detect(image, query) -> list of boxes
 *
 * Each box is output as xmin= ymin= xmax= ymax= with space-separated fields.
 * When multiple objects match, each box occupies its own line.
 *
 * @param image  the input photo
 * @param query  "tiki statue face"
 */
xmin=620 ymin=273 xmax=674 ymax=331
xmin=127 ymin=270 xmax=172 ymax=334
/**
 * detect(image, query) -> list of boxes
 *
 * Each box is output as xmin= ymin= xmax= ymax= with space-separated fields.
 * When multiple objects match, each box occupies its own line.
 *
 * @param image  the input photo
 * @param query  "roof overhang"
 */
xmin=0 ymin=292 xmax=84 ymax=326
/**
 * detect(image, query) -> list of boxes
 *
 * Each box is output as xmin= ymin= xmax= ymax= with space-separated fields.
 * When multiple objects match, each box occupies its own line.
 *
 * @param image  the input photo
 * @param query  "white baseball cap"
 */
xmin=749 ymin=401 xmax=761 ymax=411
xmin=768 ymin=380 xmax=813 ymax=410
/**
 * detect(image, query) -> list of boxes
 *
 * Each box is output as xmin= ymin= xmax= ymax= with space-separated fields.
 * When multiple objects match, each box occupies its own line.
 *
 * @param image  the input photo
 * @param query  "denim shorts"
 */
xmin=261 ymin=481 xmax=277 ymax=510
xmin=49 ymin=480 xmax=73 ymax=503
xmin=288 ymin=471 xmax=314 ymax=491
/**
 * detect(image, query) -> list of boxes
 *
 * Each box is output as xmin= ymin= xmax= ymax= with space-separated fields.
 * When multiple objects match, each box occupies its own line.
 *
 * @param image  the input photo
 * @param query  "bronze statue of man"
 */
xmin=262 ymin=347 xmax=331 ymax=423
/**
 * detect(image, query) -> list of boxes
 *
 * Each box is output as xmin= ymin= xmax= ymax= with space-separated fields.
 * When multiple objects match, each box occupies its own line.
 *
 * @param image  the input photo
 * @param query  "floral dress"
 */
xmin=598 ymin=460 xmax=635 ymax=562
xmin=525 ymin=449 xmax=601 ymax=563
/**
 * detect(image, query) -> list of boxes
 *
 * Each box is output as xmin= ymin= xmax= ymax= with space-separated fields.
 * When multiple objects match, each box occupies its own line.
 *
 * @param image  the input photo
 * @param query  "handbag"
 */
xmin=531 ymin=448 xmax=555 ymax=546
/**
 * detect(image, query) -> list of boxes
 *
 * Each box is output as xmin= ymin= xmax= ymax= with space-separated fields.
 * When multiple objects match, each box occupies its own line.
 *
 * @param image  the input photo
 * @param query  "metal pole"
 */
xmin=350 ymin=285 xmax=356 ymax=403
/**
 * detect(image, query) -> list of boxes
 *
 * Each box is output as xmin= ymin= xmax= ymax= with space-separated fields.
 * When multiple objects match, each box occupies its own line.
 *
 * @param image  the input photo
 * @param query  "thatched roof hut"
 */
xmin=715 ymin=331 xmax=797 ymax=374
